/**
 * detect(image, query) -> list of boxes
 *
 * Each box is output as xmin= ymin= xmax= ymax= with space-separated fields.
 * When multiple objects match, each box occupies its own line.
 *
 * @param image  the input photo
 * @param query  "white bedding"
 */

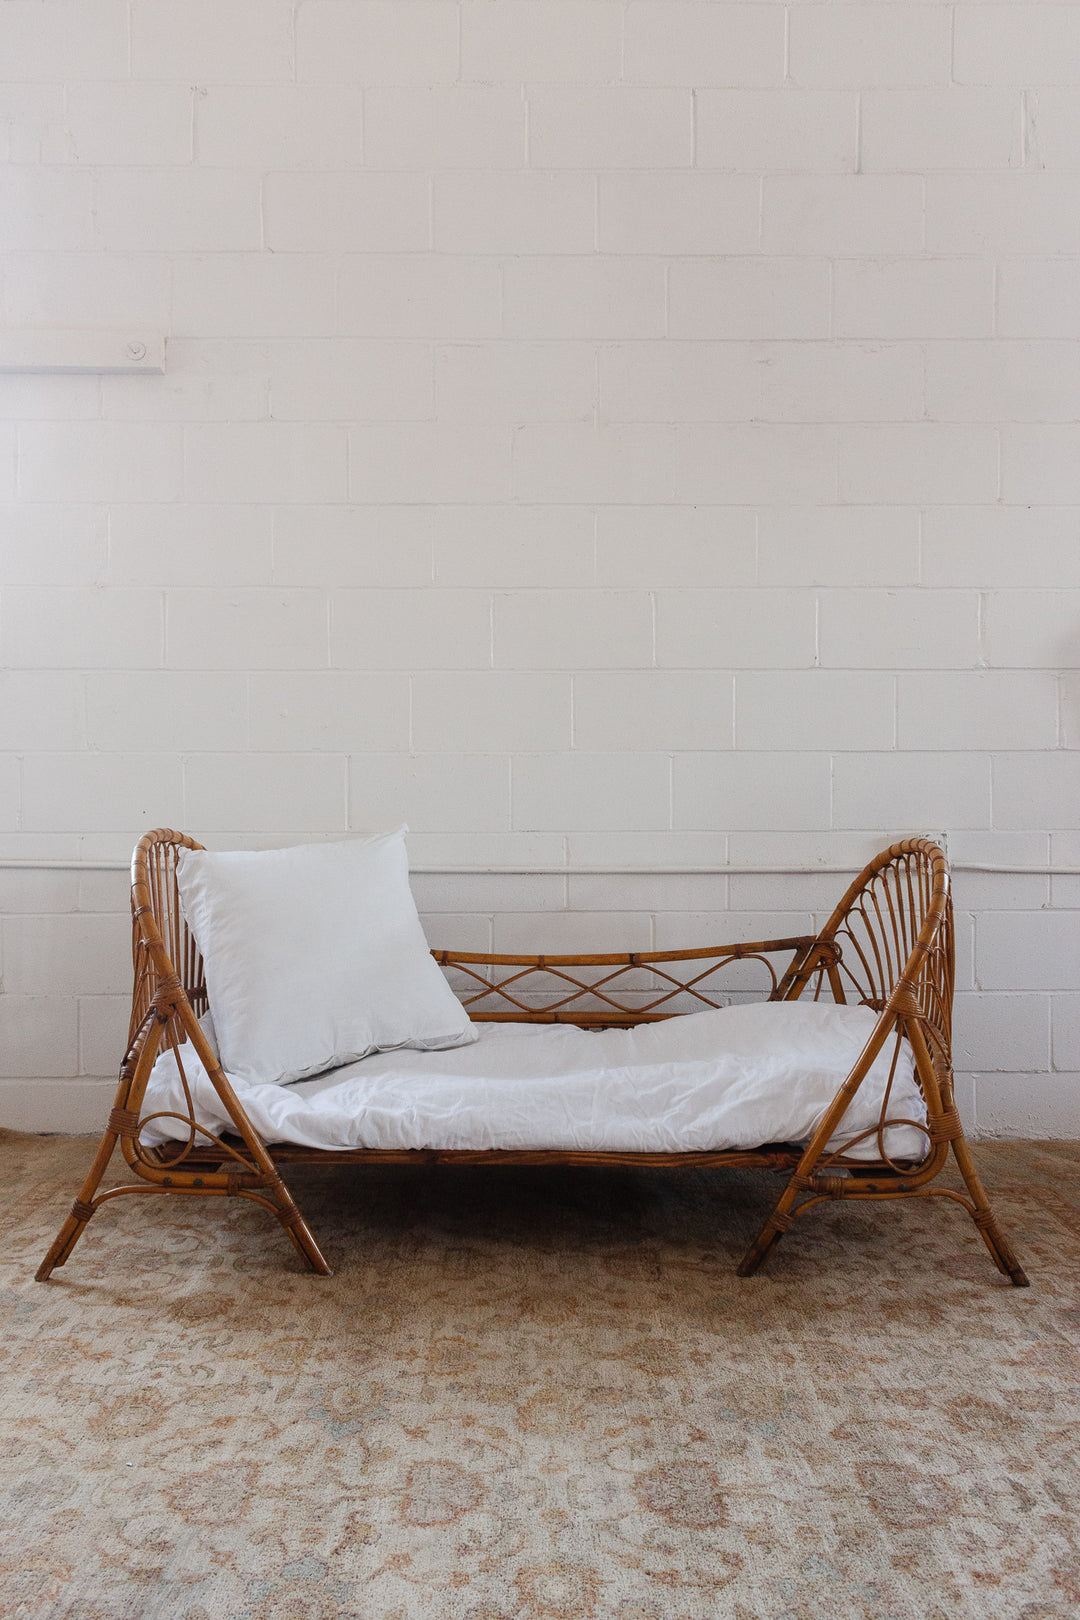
xmin=139 ymin=1000 xmax=928 ymax=1162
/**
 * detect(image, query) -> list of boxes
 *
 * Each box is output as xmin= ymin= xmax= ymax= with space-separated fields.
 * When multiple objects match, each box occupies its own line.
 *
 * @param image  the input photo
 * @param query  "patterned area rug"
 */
xmin=2 ymin=1130 xmax=1078 ymax=1620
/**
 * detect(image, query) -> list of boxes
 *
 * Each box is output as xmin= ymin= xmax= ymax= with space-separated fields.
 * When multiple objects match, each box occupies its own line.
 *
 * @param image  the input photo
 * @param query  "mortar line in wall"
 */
xmin=342 ymin=430 xmax=350 ymax=526
xmin=77 ymin=659 xmax=90 ymax=752
xmin=179 ymin=749 xmax=189 ymax=829
xmin=919 ymin=174 xmax=927 ymax=253
xmin=991 ymin=258 xmax=999 ymax=337
xmin=854 ymin=91 xmax=862 ymax=175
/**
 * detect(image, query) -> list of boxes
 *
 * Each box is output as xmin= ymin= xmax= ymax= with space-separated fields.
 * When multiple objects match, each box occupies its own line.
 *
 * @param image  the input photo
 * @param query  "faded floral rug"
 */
xmin=2 ymin=1130 xmax=1078 ymax=1620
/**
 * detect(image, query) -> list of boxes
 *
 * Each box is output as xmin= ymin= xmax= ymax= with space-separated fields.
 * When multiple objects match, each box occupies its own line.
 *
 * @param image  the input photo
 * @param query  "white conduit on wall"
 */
xmin=0 ymin=860 xmax=1077 ymax=877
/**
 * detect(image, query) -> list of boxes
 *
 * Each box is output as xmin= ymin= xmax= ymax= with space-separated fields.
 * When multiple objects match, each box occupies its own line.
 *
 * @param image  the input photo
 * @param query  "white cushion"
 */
xmin=141 ymin=1000 xmax=927 ymax=1163
xmin=175 ymin=829 xmax=475 ymax=1087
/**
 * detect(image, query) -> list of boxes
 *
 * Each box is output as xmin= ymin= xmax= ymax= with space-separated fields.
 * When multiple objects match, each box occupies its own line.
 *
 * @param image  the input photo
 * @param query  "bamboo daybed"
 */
xmin=37 ymin=832 xmax=1028 ymax=1287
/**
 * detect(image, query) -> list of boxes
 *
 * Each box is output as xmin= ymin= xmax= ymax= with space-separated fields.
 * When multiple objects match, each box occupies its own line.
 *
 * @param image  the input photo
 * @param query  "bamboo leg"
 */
xmin=904 ymin=1017 xmax=1029 ymax=1287
xmin=35 ymin=1127 xmax=120 ymax=1282
xmin=37 ymin=1138 xmax=333 ymax=1279
xmin=37 ymin=1042 xmax=333 ymax=1279
xmin=737 ymin=1012 xmax=901 ymax=1278
xmin=169 ymin=1008 xmax=332 ymax=1275
xmin=950 ymin=1135 xmax=1029 ymax=1287
xmin=736 ymin=1179 xmax=803 ymax=1277
xmin=268 ymin=1180 xmax=333 ymax=1275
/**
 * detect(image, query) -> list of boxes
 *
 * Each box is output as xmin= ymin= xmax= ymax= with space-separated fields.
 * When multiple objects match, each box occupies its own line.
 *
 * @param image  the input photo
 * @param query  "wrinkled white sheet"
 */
xmin=139 ymin=1000 xmax=927 ymax=1161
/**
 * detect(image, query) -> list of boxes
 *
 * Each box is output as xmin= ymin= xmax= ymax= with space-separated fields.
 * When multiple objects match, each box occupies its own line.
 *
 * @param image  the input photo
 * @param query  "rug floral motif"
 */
xmin=2 ymin=1131 xmax=1078 ymax=1619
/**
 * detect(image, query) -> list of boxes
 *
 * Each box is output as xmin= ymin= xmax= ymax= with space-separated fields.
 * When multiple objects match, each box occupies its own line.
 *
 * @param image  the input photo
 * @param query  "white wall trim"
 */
xmin=0 ymin=859 xmax=1077 ymax=877
xmin=0 ymin=327 xmax=165 ymax=373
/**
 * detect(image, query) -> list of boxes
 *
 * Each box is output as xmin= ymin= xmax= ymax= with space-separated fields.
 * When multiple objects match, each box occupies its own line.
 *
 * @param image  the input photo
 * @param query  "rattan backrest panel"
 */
xmin=816 ymin=838 xmax=952 ymax=1060
xmin=129 ymin=828 xmax=207 ymax=1044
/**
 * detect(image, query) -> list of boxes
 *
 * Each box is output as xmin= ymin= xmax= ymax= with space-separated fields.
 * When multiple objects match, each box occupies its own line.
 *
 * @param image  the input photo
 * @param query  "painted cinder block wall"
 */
xmin=1 ymin=1 xmax=1078 ymax=1134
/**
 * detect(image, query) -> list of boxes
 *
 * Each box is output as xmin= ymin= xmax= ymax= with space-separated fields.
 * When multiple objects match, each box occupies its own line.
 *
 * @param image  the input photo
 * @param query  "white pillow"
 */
xmin=175 ymin=828 xmax=475 ymax=1087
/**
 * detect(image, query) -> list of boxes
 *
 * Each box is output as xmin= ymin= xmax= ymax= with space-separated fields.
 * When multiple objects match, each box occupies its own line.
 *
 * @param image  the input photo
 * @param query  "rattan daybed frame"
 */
xmin=37 ymin=832 xmax=1028 ymax=1287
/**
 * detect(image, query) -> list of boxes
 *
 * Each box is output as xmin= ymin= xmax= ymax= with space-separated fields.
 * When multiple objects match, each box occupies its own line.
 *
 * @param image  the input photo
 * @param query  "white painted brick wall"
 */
xmin=0 ymin=0 xmax=1078 ymax=1139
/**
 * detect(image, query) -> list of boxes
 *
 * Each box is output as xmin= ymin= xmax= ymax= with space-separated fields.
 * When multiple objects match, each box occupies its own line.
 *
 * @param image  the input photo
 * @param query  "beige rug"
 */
xmin=2 ymin=1130 xmax=1078 ymax=1620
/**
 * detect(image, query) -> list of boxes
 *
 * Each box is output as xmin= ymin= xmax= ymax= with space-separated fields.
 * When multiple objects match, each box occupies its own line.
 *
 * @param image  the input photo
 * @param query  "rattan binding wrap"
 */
xmin=36 ymin=832 xmax=1028 ymax=1287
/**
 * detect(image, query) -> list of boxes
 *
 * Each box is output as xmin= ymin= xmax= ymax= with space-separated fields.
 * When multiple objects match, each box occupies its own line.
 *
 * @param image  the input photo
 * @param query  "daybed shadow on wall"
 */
xmin=36 ymin=832 xmax=1028 ymax=1288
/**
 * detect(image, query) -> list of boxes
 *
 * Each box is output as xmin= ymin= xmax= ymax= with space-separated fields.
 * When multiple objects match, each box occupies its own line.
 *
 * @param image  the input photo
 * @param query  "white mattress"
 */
xmin=139 ymin=1000 xmax=928 ymax=1162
